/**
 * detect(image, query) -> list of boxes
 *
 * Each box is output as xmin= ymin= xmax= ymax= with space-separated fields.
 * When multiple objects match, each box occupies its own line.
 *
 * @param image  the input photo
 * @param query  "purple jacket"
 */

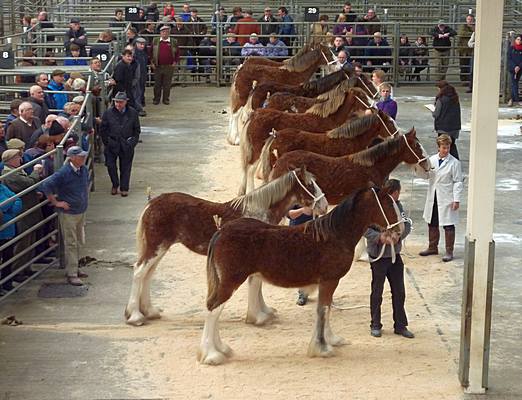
xmin=376 ymin=98 xmax=397 ymax=120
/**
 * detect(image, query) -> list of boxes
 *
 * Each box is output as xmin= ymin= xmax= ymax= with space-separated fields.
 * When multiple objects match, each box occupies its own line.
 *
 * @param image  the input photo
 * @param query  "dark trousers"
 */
xmin=459 ymin=55 xmax=472 ymax=81
xmin=153 ymin=65 xmax=174 ymax=103
xmin=0 ymin=239 xmax=15 ymax=290
xmin=429 ymin=193 xmax=455 ymax=232
xmin=370 ymin=254 xmax=408 ymax=331
xmin=510 ymin=71 xmax=521 ymax=102
xmin=104 ymin=147 xmax=135 ymax=191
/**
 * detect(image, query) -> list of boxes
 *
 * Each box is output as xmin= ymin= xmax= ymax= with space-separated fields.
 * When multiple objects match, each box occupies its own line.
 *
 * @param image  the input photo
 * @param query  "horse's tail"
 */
xmin=259 ymin=130 xmax=276 ymax=182
xmin=135 ymin=204 xmax=149 ymax=266
xmin=206 ymin=230 xmax=222 ymax=311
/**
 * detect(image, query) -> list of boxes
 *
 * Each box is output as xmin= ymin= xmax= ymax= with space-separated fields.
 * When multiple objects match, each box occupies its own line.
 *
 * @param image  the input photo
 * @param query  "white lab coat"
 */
xmin=421 ymin=153 xmax=463 ymax=226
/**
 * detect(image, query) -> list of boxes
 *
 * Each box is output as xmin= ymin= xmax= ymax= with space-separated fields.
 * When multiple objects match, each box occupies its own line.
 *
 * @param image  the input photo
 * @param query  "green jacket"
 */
xmin=457 ymin=24 xmax=474 ymax=56
xmin=151 ymin=37 xmax=179 ymax=66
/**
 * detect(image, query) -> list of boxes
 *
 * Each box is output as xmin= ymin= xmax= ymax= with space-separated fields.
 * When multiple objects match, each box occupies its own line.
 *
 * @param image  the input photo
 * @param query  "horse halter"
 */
xmin=402 ymin=134 xmax=429 ymax=170
xmin=320 ymin=48 xmax=338 ymax=66
xmin=370 ymin=188 xmax=404 ymax=231
xmin=353 ymin=95 xmax=399 ymax=137
xmin=292 ymin=170 xmax=326 ymax=210
xmin=357 ymin=76 xmax=380 ymax=99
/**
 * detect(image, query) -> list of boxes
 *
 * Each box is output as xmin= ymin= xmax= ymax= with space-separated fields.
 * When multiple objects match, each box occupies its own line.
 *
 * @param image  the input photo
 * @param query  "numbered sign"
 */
xmin=304 ymin=6 xmax=319 ymax=22
xmin=125 ymin=6 xmax=140 ymax=22
xmin=96 ymin=52 xmax=110 ymax=68
xmin=0 ymin=48 xmax=14 ymax=69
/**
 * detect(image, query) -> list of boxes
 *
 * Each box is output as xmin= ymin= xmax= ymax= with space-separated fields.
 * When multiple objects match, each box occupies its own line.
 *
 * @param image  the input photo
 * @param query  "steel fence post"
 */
xmin=392 ymin=22 xmax=400 ymax=86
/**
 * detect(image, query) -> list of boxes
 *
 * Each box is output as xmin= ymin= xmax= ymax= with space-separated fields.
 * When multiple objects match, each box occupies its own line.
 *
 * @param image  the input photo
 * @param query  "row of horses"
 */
xmin=124 ymin=44 xmax=431 ymax=366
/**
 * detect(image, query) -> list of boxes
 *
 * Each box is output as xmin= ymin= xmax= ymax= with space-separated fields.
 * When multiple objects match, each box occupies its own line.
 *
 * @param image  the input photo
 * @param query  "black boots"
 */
xmin=419 ymin=226 xmax=440 ymax=256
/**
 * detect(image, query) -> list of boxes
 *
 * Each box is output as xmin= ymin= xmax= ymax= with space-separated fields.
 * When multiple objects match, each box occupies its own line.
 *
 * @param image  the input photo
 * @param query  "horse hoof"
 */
xmin=216 ymin=343 xmax=233 ymax=357
xmin=245 ymin=311 xmax=275 ymax=326
xmin=328 ymin=335 xmax=346 ymax=347
xmin=144 ymin=306 xmax=162 ymax=320
xmin=126 ymin=311 xmax=146 ymax=326
xmin=307 ymin=341 xmax=335 ymax=358
xmin=198 ymin=349 xmax=227 ymax=365
xmin=262 ymin=306 xmax=277 ymax=315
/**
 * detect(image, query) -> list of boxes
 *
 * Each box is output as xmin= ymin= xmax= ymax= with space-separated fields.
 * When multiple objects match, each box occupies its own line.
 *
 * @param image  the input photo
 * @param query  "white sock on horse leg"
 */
xmin=125 ymin=263 xmax=148 ymax=325
xmin=199 ymin=305 xmax=227 ymax=365
xmin=139 ymin=248 xmax=167 ymax=319
xmin=246 ymin=275 xmax=273 ymax=325
xmin=324 ymin=306 xmax=345 ymax=346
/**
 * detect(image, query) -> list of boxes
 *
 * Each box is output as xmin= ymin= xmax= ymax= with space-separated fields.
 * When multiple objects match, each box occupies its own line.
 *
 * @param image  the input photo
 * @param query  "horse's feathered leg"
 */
xmin=324 ymin=306 xmax=346 ymax=346
xmin=198 ymin=304 xmax=228 ymax=365
xmin=139 ymin=247 xmax=168 ymax=320
xmin=308 ymin=280 xmax=339 ymax=357
xmin=245 ymin=275 xmax=275 ymax=325
xmin=125 ymin=261 xmax=149 ymax=326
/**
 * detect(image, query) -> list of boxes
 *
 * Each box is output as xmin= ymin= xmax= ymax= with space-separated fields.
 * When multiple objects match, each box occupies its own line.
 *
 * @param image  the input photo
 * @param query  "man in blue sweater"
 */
xmin=40 ymin=146 xmax=89 ymax=286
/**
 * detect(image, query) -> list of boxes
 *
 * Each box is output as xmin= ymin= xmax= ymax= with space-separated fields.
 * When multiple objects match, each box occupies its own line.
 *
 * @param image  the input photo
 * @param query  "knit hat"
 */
xmin=7 ymin=138 xmax=26 ymax=150
xmin=1 ymin=149 xmax=21 ymax=163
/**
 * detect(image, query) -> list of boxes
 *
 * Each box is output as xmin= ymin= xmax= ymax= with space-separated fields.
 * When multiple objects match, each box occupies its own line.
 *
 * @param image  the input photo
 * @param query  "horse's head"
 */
xmin=401 ymin=127 xmax=430 ymax=172
xmin=367 ymin=187 xmax=405 ymax=236
xmin=316 ymin=43 xmax=336 ymax=66
xmin=374 ymin=109 xmax=400 ymax=138
xmin=292 ymin=167 xmax=329 ymax=216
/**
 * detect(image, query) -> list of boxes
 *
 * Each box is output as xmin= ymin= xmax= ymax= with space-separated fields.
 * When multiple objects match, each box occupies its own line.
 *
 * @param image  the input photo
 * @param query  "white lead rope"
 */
xmin=402 ymin=134 xmax=428 ymax=166
xmin=292 ymin=170 xmax=325 ymax=214
xmin=354 ymin=95 xmax=399 ymax=137
xmin=357 ymin=76 xmax=380 ymax=99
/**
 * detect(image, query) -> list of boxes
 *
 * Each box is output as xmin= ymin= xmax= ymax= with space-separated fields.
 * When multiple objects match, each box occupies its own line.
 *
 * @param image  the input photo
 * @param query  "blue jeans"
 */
xmin=510 ymin=71 xmax=521 ymax=102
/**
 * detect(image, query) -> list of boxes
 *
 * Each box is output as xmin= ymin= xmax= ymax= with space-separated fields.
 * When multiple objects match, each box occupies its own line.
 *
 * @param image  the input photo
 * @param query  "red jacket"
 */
xmin=233 ymin=16 xmax=260 ymax=45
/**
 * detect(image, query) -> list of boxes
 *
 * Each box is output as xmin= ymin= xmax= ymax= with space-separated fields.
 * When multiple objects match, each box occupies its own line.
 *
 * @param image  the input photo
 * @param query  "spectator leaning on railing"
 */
xmin=430 ymin=20 xmax=457 ymax=81
xmin=222 ymin=33 xmax=241 ymax=82
xmin=241 ymin=33 xmax=265 ymax=57
xmin=265 ymin=34 xmax=288 ymax=59
xmin=365 ymin=32 xmax=392 ymax=72
xmin=457 ymin=15 xmax=475 ymax=83
xmin=277 ymin=7 xmax=295 ymax=51
xmin=6 ymin=102 xmax=42 ymax=145
xmin=258 ymin=7 xmax=278 ymax=45
xmin=64 ymin=17 xmax=88 ymax=57
xmin=40 ymin=146 xmax=90 ymax=286
xmin=47 ymin=69 xmax=68 ymax=111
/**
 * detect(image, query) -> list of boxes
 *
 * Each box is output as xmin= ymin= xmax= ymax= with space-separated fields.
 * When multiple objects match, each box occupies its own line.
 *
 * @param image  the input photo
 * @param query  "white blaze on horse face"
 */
xmin=312 ymin=180 xmax=329 ymax=215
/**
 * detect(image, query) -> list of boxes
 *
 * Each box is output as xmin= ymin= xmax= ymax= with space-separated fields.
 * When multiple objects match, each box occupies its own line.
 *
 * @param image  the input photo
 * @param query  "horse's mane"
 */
xmin=282 ymin=44 xmax=319 ymax=72
xmin=230 ymin=170 xmax=310 ymax=214
xmin=305 ymin=84 xmax=365 ymax=118
xmin=327 ymin=112 xmax=378 ymax=138
xmin=305 ymin=188 xmax=366 ymax=241
xmin=301 ymin=68 xmax=347 ymax=94
xmin=348 ymin=133 xmax=404 ymax=167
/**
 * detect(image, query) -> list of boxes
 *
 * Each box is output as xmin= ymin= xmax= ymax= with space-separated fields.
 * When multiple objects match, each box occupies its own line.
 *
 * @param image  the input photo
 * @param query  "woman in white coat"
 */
xmin=419 ymin=134 xmax=463 ymax=261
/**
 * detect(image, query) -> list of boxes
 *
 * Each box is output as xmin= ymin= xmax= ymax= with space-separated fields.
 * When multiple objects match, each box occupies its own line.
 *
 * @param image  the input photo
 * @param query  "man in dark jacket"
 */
xmin=64 ymin=17 xmax=88 ymax=57
xmin=113 ymin=49 xmax=139 ymax=110
xmin=27 ymin=85 xmax=49 ymax=121
xmin=133 ymin=38 xmax=149 ymax=113
xmin=100 ymin=92 xmax=140 ymax=197
xmin=430 ymin=20 xmax=457 ymax=81
xmin=364 ymin=32 xmax=392 ymax=72
xmin=258 ymin=7 xmax=278 ymax=45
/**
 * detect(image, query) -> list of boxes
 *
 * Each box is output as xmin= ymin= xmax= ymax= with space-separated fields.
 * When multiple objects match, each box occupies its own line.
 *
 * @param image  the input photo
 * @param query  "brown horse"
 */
xmin=269 ymin=128 xmax=430 ymax=204
xmin=258 ymin=108 xmax=400 ymax=181
xmin=248 ymin=67 xmax=352 ymax=110
xmin=198 ymin=187 xmax=404 ymax=365
xmin=227 ymin=44 xmax=334 ymax=145
xmin=124 ymin=168 xmax=328 ymax=326
xmin=239 ymin=85 xmax=372 ymax=194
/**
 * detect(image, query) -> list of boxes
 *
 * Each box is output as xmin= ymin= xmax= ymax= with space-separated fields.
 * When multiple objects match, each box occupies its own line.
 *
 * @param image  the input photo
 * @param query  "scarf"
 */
xmin=514 ymin=42 xmax=522 ymax=51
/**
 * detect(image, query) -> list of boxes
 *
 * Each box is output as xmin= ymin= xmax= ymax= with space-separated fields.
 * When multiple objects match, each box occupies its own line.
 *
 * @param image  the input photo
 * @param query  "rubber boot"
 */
xmin=419 ymin=226 xmax=440 ymax=256
xmin=442 ymin=227 xmax=455 ymax=262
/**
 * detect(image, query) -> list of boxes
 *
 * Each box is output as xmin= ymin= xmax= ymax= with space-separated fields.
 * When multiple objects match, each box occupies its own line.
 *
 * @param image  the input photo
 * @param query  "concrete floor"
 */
xmin=0 ymin=85 xmax=521 ymax=399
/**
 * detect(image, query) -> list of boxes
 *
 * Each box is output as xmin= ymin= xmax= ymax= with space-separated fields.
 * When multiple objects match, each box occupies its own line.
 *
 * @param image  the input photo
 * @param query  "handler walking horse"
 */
xmin=198 ymin=187 xmax=405 ymax=365
xmin=228 ymin=44 xmax=334 ymax=145
xmin=268 ymin=128 xmax=430 ymax=204
xmin=239 ymin=85 xmax=371 ymax=194
xmin=258 ymin=108 xmax=399 ymax=181
xmin=125 ymin=168 xmax=328 ymax=326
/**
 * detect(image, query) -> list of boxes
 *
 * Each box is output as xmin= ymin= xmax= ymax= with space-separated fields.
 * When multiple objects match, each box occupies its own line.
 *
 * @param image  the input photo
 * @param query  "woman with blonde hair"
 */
xmin=419 ymin=134 xmax=463 ymax=262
